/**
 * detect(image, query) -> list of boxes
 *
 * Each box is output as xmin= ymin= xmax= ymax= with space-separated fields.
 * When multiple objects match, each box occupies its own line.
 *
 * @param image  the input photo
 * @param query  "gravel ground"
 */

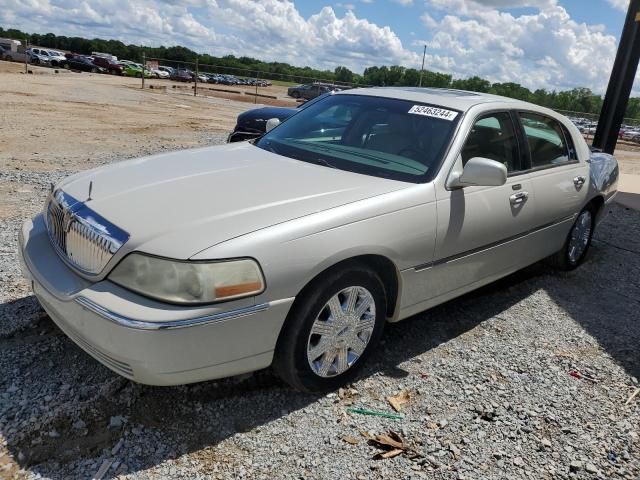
xmin=1 ymin=66 xmax=639 ymax=479
xmin=1 ymin=165 xmax=639 ymax=479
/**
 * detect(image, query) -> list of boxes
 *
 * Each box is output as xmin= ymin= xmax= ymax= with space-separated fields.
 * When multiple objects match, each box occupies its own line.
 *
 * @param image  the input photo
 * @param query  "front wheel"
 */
xmin=273 ymin=265 xmax=386 ymax=392
xmin=550 ymin=206 xmax=595 ymax=270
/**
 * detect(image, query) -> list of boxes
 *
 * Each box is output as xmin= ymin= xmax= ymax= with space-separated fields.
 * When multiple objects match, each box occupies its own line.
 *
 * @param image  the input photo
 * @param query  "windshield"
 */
xmin=255 ymin=94 xmax=461 ymax=183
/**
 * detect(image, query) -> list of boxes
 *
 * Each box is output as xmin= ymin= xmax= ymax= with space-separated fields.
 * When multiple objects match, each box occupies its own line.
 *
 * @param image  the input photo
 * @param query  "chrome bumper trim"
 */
xmin=75 ymin=296 xmax=274 ymax=330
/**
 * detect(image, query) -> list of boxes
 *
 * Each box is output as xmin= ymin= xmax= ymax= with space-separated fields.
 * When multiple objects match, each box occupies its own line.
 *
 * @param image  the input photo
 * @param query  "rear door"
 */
xmin=517 ymin=111 xmax=589 ymax=253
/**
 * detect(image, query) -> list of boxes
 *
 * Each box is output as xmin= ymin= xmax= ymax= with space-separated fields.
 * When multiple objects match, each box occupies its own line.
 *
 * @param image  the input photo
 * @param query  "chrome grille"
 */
xmin=45 ymin=190 xmax=129 ymax=275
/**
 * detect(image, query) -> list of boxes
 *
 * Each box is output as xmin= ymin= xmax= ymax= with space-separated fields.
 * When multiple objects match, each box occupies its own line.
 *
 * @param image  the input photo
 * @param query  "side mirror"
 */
xmin=265 ymin=118 xmax=281 ymax=132
xmin=450 ymin=157 xmax=507 ymax=188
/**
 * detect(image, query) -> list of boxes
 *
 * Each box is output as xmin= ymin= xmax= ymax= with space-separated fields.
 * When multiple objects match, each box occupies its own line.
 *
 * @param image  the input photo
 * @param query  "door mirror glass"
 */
xmin=456 ymin=157 xmax=508 ymax=187
xmin=265 ymin=118 xmax=281 ymax=132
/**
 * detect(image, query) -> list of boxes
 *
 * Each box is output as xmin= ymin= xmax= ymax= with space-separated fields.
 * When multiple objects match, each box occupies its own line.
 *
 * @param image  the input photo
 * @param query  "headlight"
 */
xmin=109 ymin=254 xmax=265 ymax=304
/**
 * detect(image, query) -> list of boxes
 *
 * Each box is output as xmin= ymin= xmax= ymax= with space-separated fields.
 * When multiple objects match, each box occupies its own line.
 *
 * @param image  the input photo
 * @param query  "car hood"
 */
xmin=59 ymin=143 xmax=409 ymax=259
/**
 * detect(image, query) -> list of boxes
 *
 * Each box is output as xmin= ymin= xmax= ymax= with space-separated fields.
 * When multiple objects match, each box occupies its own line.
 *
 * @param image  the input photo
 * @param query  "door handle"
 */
xmin=509 ymin=191 xmax=529 ymax=205
xmin=573 ymin=176 xmax=587 ymax=187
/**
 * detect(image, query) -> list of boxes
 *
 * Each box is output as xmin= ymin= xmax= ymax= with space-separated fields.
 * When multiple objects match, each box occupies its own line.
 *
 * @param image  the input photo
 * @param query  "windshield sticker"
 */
xmin=408 ymin=105 xmax=458 ymax=121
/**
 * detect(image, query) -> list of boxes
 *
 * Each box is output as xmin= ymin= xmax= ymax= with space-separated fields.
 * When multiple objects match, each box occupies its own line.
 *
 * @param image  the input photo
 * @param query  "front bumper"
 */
xmin=19 ymin=214 xmax=294 ymax=385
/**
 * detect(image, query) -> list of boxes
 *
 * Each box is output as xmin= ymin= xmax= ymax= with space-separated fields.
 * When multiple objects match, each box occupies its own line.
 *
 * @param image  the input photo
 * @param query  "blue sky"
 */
xmin=0 ymin=0 xmax=635 ymax=93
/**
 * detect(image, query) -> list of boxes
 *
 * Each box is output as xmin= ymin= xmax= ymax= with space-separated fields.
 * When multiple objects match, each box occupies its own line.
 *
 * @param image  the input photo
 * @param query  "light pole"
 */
xmin=418 ymin=44 xmax=427 ymax=87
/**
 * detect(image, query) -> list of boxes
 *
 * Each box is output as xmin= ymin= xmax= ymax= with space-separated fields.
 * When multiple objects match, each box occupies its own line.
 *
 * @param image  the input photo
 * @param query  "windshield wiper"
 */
xmin=310 ymin=157 xmax=338 ymax=169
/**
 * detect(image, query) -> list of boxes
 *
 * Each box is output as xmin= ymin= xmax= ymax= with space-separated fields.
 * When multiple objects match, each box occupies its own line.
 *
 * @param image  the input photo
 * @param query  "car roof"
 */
xmin=337 ymin=87 xmax=533 ymax=113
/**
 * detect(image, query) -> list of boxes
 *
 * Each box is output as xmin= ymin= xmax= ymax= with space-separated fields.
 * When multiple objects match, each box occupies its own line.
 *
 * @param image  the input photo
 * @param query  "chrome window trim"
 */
xmin=74 ymin=296 xmax=292 ymax=330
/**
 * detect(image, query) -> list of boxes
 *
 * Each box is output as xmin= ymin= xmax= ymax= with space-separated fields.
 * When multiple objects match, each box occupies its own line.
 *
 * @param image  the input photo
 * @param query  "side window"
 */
xmin=519 ymin=112 xmax=570 ymax=168
xmin=560 ymin=124 xmax=579 ymax=161
xmin=461 ymin=112 xmax=522 ymax=173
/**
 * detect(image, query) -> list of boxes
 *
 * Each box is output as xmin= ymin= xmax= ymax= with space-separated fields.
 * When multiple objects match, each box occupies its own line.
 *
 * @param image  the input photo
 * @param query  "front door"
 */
xmin=428 ymin=111 xmax=539 ymax=300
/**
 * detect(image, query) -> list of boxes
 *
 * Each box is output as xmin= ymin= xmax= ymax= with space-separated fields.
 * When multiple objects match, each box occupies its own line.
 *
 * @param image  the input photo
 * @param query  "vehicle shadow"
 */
xmin=1 ymin=205 xmax=637 ymax=478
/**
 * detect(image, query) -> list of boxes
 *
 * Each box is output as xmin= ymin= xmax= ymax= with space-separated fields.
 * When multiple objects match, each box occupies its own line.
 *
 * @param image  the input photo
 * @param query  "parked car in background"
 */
xmin=228 ymin=106 xmax=297 ymax=143
xmin=26 ymin=48 xmax=53 ymax=66
xmin=227 ymin=94 xmax=330 ymax=142
xmin=150 ymin=68 xmax=170 ymax=79
xmin=170 ymin=69 xmax=192 ymax=82
xmin=19 ymin=88 xmax=618 ymax=392
xmin=46 ymin=50 xmax=67 ymax=67
xmin=91 ymin=56 xmax=123 ymax=75
xmin=287 ymin=83 xmax=340 ymax=100
xmin=197 ymin=73 xmax=208 ymax=83
xmin=63 ymin=54 xmax=104 ymax=73
xmin=158 ymin=66 xmax=175 ymax=76
xmin=121 ymin=62 xmax=152 ymax=78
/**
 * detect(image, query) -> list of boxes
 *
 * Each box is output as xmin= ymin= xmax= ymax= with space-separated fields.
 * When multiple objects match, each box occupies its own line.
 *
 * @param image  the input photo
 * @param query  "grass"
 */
xmin=268 ymin=79 xmax=299 ymax=87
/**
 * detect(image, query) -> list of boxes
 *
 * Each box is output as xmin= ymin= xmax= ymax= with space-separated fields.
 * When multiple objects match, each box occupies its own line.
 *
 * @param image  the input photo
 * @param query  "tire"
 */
xmin=273 ymin=264 xmax=387 ymax=392
xmin=91 ymin=67 xmax=98 ymax=73
xmin=549 ymin=206 xmax=595 ymax=271
xmin=290 ymin=91 xmax=300 ymax=99
xmin=135 ymin=72 xmax=142 ymax=78
xmin=5 ymin=55 xmax=12 ymax=62
xmin=63 ymin=63 xmax=70 ymax=70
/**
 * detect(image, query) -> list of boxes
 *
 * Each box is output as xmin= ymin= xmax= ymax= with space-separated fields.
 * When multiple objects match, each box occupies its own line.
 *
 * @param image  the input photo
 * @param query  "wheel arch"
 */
xmin=587 ymin=194 xmax=606 ymax=223
xmin=288 ymin=254 xmax=401 ymax=322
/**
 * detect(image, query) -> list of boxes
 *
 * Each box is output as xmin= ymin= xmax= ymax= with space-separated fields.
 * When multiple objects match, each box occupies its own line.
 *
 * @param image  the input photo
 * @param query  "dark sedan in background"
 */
xmin=63 ymin=54 xmax=105 ymax=73
xmin=227 ymin=106 xmax=297 ymax=143
xmin=287 ymin=83 xmax=341 ymax=100
xmin=227 ymin=94 xmax=331 ymax=143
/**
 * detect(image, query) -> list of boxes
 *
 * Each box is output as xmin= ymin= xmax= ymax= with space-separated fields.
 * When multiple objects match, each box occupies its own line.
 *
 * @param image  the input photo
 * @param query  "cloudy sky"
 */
xmin=0 ymin=0 xmax=635 ymax=93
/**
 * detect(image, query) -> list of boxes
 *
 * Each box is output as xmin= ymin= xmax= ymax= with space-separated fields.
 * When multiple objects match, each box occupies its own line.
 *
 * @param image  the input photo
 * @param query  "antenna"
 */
xmin=87 ymin=181 xmax=93 ymax=202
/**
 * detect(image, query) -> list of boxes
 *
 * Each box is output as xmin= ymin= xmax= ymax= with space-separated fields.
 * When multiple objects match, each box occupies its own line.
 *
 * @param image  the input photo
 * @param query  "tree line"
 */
xmin=3 ymin=26 xmax=640 ymax=120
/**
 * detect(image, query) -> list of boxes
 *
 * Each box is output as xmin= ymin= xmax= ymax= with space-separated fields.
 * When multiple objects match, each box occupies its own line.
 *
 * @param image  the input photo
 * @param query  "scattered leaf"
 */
xmin=387 ymin=390 xmax=411 ymax=412
xmin=375 ymin=448 xmax=404 ymax=459
xmin=342 ymin=436 xmax=360 ymax=445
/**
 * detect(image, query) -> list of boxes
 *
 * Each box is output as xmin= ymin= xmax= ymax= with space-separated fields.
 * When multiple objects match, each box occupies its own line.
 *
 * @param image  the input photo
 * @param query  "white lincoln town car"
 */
xmin=19 ymin=88 xmax=618 ymax=392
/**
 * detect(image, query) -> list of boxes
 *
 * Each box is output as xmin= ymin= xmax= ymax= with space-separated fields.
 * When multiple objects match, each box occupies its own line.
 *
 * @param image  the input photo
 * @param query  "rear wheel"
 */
xmin=91 ymin=67 xmax=98 ymax=73
xmin=63 ymin=63 xmax=70 ymax=70
xmin=550 ymin=206 xmax=595 ymax=270
xmin=273 ymin=265 xmax=386 ymax=392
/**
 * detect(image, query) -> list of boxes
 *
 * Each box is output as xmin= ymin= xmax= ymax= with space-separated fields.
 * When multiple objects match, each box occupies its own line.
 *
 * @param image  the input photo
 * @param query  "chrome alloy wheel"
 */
xmin=306 ymin=286 xmax=376 ymax=378
xmin=568 ymin=210 xmax=592 ymax=264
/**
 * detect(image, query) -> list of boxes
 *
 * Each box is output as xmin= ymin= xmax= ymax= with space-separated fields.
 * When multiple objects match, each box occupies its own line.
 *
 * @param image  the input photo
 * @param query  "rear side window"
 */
xmin=519 ymin=112 xmax=571 ymax=168
xmin=560 ymin=124 xmax=579 ymax=161
xmin=461 ymin=112 xmax=523 ymax=173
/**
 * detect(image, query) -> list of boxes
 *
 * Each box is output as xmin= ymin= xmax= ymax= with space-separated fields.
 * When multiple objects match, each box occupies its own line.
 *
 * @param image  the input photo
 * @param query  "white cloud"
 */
xmin=420 ymin=0 xmax=623 ymax=92
xmin=0 ymin=0 xmax=635 ymax=94
xmin=393 ymin=0 xmax=414 ymax=5
xmin=606 ymin=0 xmax=629 ymax=11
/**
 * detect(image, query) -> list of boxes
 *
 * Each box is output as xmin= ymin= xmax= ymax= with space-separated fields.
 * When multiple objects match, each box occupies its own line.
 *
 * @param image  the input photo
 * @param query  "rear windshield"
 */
xmin=255 ymin=94 xmax=460 ymax=183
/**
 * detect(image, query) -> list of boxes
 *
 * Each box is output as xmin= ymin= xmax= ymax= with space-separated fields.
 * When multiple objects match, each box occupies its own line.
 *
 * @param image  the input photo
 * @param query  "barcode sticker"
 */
xmin=408 ymin=105 xmax=458 ymax=121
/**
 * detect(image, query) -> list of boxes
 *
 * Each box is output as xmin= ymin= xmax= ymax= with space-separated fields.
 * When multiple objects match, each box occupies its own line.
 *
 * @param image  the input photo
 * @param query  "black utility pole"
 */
xmin=593 ymin=0 xmax=640 ymax=154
